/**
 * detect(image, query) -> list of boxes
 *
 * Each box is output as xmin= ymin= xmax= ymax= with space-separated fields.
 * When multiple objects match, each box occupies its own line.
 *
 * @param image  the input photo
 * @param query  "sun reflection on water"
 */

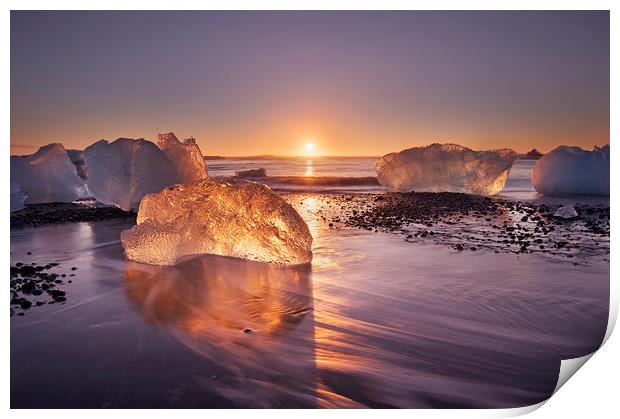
xmin=304 ymin=160 xmax=313 ymax=177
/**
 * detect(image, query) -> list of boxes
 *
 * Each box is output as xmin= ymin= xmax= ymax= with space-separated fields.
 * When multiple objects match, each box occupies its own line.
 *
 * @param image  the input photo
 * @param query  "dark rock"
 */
xmin=17 ymin=265 xmax=36 ymax=276
xmin=21 ymin=280 xmax=36 ymax=293
xmin=49 ymin=290 xmax=66 ymax=299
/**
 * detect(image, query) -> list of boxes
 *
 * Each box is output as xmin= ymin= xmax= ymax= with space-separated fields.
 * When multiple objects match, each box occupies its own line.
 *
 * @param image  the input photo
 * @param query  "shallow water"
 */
xmin=11 ymin=202 xmax=608 ymax=408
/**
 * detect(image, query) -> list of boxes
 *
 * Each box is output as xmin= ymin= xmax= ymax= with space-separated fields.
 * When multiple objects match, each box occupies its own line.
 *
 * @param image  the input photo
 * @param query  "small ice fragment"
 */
xmin=10 ymin=181 xmax=27 ymax=212
xmin=84 ymin=138 xmax=177 ymax=211
xmin=235 ymin=168 xmax=267 ymax=178
xmin=156 ymin=133 xmax=208 ymax=183
xmin=376 ymin=143 xmax=517 ymax=195
xmin=10 ymin=143 xmax=88 ymax=204
xmin=532 ymin=145 xmax=609 ymax=196
xmin=120 ymin=179 xmax=313 ymax=266
xmin=553 ymin=205 xmax=578 ymax=219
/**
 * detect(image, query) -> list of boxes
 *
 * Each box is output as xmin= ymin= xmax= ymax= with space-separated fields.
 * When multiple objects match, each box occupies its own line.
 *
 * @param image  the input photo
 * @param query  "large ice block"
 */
xmin=121 ymin=179 xmax=313 ymax=265
xmin=66 ymin=149 xmax=88 ymax=180
xmin=84 ymin=138 xmax=177 ymax=211
xmin=156 ymin=132 xmax=208 ymax=183
xmin=10 ymin=143 xmax=88 ymax=204
xmin=532 ymin=145 xmax=609 ymax=196
xmin=376 ymin=143 xmax=517 ymax=195
xmin=10 ymin=181 xmax=27 ymax=212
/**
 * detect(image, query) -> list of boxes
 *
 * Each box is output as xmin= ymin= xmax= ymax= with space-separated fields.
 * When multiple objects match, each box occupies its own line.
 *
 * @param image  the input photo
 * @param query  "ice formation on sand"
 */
xmin=554 ymin=205 xmax=578 ymax=219
xmin=376 ymin=143 xmax=517 ymax=195
xmin=121 ymin=179 xmax=313 ymax=266
xmin=156 ymin=133 xmax=208 ymax=183
xmin=66 ymin=149 xmax=88 ymax=180
xmin=10 ymin=181 xmax=27 ymax=212
xmin=10 ymin=143 xmax=88 ymax=204
xmin=84 ymin=138 xmax=177 ymax=211
xmin=532 ymin=145 xmax=609 ymax=196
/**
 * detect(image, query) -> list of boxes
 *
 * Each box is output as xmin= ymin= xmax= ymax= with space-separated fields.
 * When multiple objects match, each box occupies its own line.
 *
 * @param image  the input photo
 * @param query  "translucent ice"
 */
xmin=10 ymin=181 xmax=27 ymax=212
xmin=532 ymin=145 xmax=609 ymax=196
xmin=10 ymin=143 xmax=88 ymax=204
xmin=156 ymin=133 xmax=208 ymax=183
xmin=553 ymin=205 xmax=578 ymax=219
xmin=66 ymin=149 xmax=88 ymax=180
xmin=121 ymin=179 xmax=313 ymax=266
xmin=84 ymin=138 xmax=177 ymax=211
xmin=376 ymin=143 xmax=517 ymax=195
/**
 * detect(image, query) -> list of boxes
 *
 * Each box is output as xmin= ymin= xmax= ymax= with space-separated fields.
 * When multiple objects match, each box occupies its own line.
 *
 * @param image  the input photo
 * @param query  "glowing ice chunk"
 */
xmin=84 ymin=138 xmax=177 ymax=211
xmin=376 ymin=143 xmax=517 ymax=196
xmin=121 ymin=179 xmax=313 ymax=265
xmin=532 ymin=145 xmax=609 ymax=196
xmin=156 ymin=132 xmax=208 ymax=183
xmin=10 ymin=143 xmax=88 ymax=204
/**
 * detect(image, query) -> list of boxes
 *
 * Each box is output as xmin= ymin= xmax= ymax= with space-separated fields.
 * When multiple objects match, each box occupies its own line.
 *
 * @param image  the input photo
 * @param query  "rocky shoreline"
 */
xmin=10 ymin=199 xmax=136 ymax=228
xmin=10 ymin=261 xmax=77 ymax=316
xmin=286 ymin=192 xmax=610 ymax=262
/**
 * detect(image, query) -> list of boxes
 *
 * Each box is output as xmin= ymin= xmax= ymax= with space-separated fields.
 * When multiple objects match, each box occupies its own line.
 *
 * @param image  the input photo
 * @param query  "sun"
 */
xmin=301 ymin=138 xmax=318 ymax=156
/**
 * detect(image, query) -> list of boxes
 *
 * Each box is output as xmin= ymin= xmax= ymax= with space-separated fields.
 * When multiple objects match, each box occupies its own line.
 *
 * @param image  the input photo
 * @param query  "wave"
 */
xmin=260 ymin=175 xmax=379 ymax=186
xmin=219 ymin=175 xmax=383 ymax=193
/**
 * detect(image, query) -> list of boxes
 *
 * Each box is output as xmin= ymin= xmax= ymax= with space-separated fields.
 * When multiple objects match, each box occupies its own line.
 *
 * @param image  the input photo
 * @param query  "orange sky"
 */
xmin=11 ymin=11 xmax=610 ymax=157
xmin=10 ymin=112 xmax=610 ymax=157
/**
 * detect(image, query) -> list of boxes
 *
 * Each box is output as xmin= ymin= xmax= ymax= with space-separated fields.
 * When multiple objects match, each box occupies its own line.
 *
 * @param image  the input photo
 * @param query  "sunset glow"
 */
xmin=9 ymin=11 xmax=609 ymax=156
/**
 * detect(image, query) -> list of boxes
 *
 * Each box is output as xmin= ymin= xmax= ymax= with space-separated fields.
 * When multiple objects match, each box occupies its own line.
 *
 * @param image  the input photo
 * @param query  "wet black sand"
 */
xmin=286 ymin=192 xmax=610 ymax=261
xmin=10 ymin=199 xmax=135 ymax=228
xmin=9 ymin=193 xmax=610 ymax=408
xmin=10 ymin=192 xmax=610 ymax=318
xmin=10 ymin=200 xmax=135 ymax=316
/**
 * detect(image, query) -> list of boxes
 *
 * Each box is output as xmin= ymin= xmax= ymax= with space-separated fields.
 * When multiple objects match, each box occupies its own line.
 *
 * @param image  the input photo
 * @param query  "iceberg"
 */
xmin=376 ymin=143 xmax=517 ymax=195
xmin=84 ymin=138 xmax=177 ymax=211
xmin=235 ymin=168 xmax=267 ymax=178
xmin=66 ymin=149 xmax=88 ymax=180
xmin=156 ymin=133 xmax=208 ymax=183
xmin=532 ymin=145 xmax=609 ymax=196
xmin=10 ymin=181 xmax=27 ymax=212
xmin=10 ymin=143 xmax=88 ymax=204
xmin=121 ymin=179 xmax=313 ymax=266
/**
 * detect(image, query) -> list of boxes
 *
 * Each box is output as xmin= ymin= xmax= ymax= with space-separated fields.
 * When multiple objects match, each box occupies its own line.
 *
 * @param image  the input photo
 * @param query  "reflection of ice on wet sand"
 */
xmin=10 ymin=199 xmax=609 ymax=408
xmin=124 ymin=255 xmax=317 ymax=407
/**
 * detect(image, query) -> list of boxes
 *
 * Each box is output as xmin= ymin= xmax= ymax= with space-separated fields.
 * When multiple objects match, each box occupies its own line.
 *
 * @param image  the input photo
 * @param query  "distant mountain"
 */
xmin=519 ymin=149 xmax=543 ymax=159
